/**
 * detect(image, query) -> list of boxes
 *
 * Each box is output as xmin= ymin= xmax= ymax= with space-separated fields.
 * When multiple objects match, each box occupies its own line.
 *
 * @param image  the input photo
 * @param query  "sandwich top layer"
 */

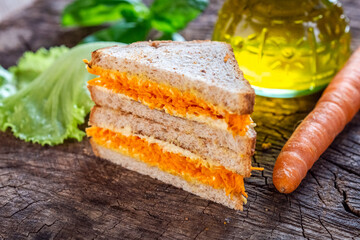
xmin=86 ymin=66 xmax=253 ymax=136
xmin=87 ymin=41 xmax=255 ymax=115
xmin=87 ymin=126 xmax=248 ymax=199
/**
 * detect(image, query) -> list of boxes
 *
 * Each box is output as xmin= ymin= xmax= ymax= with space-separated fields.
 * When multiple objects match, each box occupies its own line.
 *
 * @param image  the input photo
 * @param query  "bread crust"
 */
xmin=88 ymin=41 xmax=255 ymax=115
xmin=90 ymin=139 xmax=245 ymax=210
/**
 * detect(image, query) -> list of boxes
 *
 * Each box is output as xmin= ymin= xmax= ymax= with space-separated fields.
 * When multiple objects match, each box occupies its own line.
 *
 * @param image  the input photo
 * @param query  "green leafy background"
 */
xmin=62 ymin=0 xmax=208 ymax=43
xmin=0 ymin=42 xmax=122 ymax=145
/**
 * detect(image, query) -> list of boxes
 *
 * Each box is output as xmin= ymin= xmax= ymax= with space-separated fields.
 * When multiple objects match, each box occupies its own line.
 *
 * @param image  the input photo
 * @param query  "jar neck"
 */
xmin=243 ymin=0 xmax=338 ymax=18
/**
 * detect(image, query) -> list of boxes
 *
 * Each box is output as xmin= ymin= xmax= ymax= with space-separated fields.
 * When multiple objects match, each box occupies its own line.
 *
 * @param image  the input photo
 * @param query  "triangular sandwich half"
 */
xmin=85 ymin=41 xmax=256 ymax=210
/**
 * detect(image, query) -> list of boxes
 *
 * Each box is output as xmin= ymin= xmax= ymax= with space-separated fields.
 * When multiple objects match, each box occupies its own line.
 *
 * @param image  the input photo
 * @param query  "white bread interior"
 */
xmin=90 ymin=140 xmax=245 ymax=210
xmin=88 ymin=40 xmax=255 ymax=115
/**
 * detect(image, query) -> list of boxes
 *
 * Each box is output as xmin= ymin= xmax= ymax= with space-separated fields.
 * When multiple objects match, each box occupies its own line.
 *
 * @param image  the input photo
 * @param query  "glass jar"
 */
xmin=213 ymin=0 xmax=351 ymax=98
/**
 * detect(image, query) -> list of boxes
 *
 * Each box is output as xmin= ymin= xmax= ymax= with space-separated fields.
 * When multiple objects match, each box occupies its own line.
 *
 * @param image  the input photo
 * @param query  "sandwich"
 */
xmin=85 ymin=41 xmax=256 ymax=210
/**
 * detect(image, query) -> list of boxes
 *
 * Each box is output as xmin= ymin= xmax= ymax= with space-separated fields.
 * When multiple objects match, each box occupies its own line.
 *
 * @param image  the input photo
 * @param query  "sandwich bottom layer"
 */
xmin=87 ymin=126 xmax=248 ymax=210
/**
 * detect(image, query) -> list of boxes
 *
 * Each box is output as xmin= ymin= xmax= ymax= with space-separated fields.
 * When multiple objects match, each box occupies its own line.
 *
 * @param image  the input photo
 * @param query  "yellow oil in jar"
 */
xmin=213 ymin=0 xmax=351 ymax=98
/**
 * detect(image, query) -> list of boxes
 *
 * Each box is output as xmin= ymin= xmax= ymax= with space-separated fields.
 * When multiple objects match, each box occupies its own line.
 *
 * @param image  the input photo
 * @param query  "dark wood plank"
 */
xmin=0 ymin=0 xmax=359 ymax=239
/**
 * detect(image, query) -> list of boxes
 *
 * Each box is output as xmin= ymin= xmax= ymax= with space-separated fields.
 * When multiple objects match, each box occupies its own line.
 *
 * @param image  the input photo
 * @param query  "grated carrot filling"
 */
xmin=251 ymin=167 xmax=264 ymax=171
xmin=86 ymin=65 xmax=252 ymax=136
xmin=87 ymin=126 xmax=248 ymax=198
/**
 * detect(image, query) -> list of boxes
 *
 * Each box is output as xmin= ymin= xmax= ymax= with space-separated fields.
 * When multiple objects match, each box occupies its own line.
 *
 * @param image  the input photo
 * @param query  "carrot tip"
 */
xmin=273 ymin=180 xmax=297 ymax=194
xmin=277 ymin=187 xmax=285 ymax=193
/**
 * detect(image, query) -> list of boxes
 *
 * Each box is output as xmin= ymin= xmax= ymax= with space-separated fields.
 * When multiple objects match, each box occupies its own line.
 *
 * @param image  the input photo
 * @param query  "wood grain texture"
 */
xmin=0 ymin=0 xmax=359 ymax=239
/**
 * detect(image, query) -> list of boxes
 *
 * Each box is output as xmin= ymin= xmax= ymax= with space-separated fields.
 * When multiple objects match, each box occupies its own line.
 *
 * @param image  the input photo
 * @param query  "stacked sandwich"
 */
xmin=85 ymin=41 xmax=256 ymax=210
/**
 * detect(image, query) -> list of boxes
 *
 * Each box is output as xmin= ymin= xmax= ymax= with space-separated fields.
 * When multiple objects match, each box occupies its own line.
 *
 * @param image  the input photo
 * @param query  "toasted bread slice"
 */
xmin=87 ymin=41 xmax=255 ymax=115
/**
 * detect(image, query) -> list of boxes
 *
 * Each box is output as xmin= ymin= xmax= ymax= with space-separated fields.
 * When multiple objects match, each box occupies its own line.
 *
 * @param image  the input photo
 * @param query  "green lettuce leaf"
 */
xmin=0 ymin=42 xmax=122 ymax=146
xmin=61 ymin=0 xmax=149 ymax=27
xmin=0 ymin=66 xmax=17 ymax=100
xmin=82 ymin=19 xmax=150 ymax=43
xmin=9 ymin=46 xmax=69 ymax=90
xmin=150 ymin=0 xmax=209 ymax=33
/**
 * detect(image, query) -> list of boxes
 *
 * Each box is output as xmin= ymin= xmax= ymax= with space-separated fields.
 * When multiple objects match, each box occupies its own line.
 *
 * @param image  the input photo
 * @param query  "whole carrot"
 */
xmin=273 ymin=47 xmax=360 ymax=194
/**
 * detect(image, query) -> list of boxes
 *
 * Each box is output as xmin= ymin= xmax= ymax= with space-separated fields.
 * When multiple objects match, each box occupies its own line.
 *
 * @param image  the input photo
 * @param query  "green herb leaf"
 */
xmin=0 ymin=42 xmax=123 ymax=146
xmin=0 ymin=66 xmax=16 ymax=100
xmin=9 ymin=46 xmax=69 ymax=90
xmin=150 ymin=0 xmax=209 ymax=33
xmin=82 ymin=19 xmax=150 ymax=43
xmin=61 ymin=0 xmax=149 ymax=27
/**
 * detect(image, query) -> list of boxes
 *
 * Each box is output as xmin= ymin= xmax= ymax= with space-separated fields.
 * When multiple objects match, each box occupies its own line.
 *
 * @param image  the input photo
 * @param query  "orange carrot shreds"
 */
xmin=86 ymin=65 xmax=252 ymax=136
xmin=225 ymin=112 xmax=253 ymax=137
xmin=87 ymin=126 xmax=248 ymax=198
xmin=251 ymin=167 xmax=264 ymax=171
xmin=273 ymin=47 xmax=360 ymax=194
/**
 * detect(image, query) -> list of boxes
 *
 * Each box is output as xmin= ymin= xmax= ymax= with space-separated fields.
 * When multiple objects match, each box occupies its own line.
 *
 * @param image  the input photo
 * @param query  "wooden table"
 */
xmin=0 ymin=0 xmax=359 ymax=239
